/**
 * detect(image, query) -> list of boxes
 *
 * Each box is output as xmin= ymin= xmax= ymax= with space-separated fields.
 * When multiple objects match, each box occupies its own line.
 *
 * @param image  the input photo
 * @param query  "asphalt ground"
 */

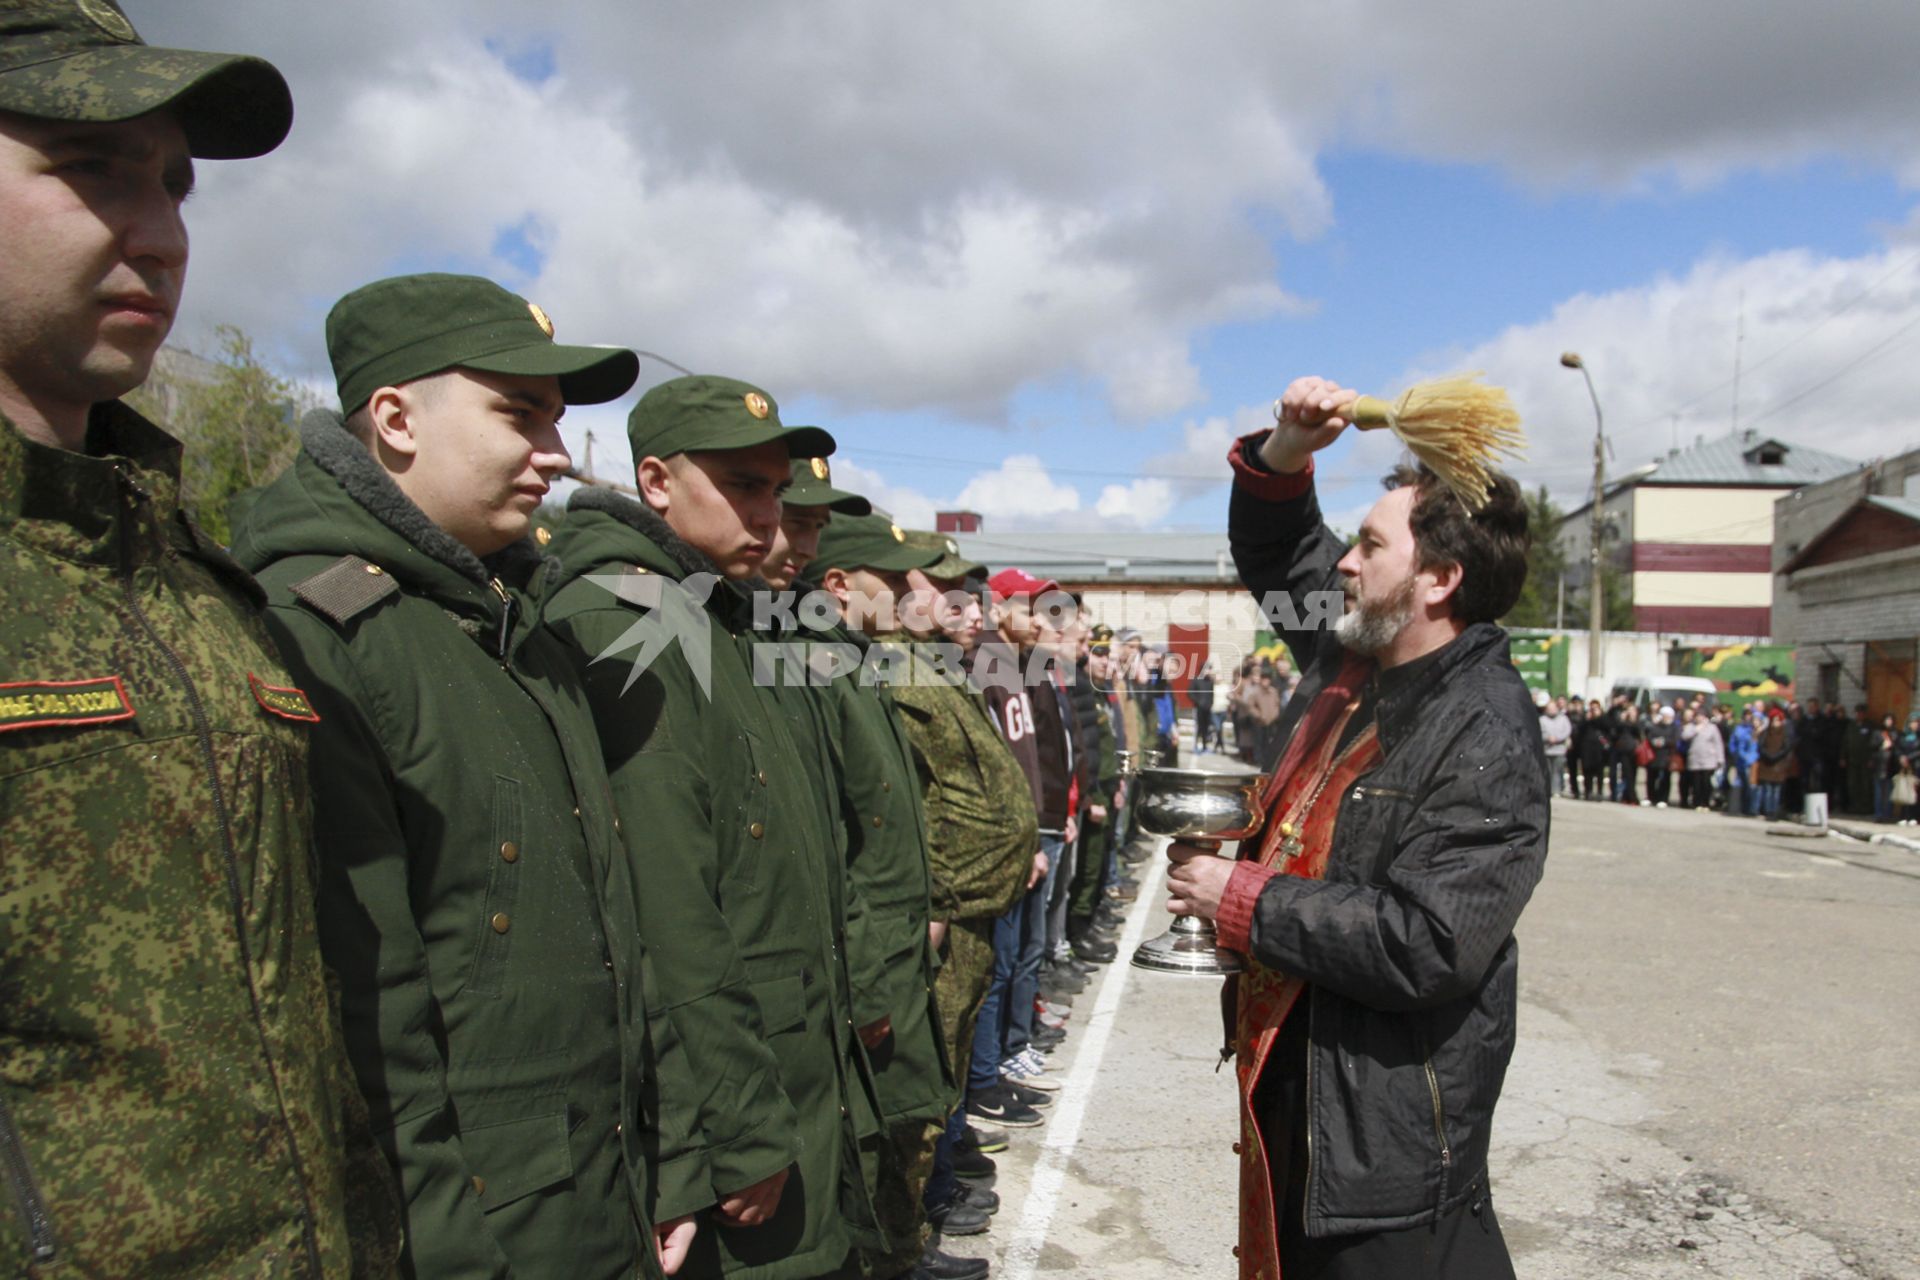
xmin=938 ymin=785 xmax=1920 ymax=1279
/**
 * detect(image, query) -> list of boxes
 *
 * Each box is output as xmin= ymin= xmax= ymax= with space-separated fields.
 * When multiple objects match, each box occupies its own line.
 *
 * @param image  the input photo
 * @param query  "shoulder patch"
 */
xmin=248 ymin=673 xmax=320 ymax=723
xmin=290 ymin=555 xmax=400 ymax=626
xmin=0 ymin=676 xmax=136 ymax=734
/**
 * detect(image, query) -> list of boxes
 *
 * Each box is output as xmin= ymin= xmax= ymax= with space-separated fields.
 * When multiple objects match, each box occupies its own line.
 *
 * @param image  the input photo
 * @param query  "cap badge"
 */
xmin=890 ymin=524 xmax=905 ymax=542
xmin=810 ymin=457 xmax=829 ymax=481
xmin=526 ymin=302 xmax=554 ymax=338
xmin=945 ymin=538 xmax=958 ymax=554
xmin=535 ymin=526 xmax=552 ymax=547
xmin=77 ymin=0 xmax=137 ymax=43
xmin=744 ymin=392 xmax=771 ymax=420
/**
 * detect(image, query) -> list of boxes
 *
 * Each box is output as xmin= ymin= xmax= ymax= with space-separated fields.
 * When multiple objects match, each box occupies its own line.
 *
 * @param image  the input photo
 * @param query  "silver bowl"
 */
xmin=1128 ymin=766 xmax=1268 ymax=976
xmin=1131 ymin=767 xmax=1267 ymax=842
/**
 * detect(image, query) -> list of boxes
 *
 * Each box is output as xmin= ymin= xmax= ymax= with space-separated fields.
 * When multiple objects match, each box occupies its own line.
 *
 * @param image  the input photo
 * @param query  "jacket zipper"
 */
xmin=0 ymin=1091 xmax=55 ymax=1265
xmin=114 ymin=468 xmax=324 ymax=1275
xmin=1301 ymin=986 xmax=1315 ymax=1232
xmin=1421 ymin=1035 xmax=1454 ymax=1211
xmin=489 ymin=578 xmax=515 ymax=661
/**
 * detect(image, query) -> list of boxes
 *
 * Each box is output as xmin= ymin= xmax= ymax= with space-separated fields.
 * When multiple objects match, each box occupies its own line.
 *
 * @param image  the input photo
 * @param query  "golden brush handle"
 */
xmin=1348 ymin=395 xmax=1394 ymax=430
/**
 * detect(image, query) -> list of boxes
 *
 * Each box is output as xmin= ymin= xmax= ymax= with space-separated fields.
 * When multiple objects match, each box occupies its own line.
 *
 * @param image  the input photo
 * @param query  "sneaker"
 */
xmin=965 ymin=1083 xmax=1043 ymax=1128
xmin=963 ymin=1124 xmax=1007 ymax=1154
xmin=1031 ymin=1024 xmax=1067 ymax=1052
xmin=952 ymin=1143 xmax=997 ymax=1181
xmin=913 ymin=1243 xmax=991 ymax=1280
xmin=926 ymin=1192 xmax=991 ymax=1236
xmin=1003 ymin=1078 xmax=1053 ymax=1110
xmin=1037 ymin=998 xmax=1072 ymax=1020
xmin=1001 ymin=1051 xmax=1061 ymax=1092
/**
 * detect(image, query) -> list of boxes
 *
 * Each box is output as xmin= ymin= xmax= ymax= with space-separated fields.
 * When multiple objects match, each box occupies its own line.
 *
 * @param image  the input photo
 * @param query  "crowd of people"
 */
xmin=0 ymin=7 xmax=1225 ymax=1280
xmin=1538 ymin=694 xmax=1920 ymax=824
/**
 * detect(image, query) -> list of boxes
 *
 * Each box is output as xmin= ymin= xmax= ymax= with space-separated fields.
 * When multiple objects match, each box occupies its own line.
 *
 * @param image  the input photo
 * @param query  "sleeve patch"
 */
xmin=0 ymin=676 xmax=136 ymax=733
xmin=248 ymin=673 xmax=321 ymax=723
xmin=290 ymin=555 xmax=400 ymax=626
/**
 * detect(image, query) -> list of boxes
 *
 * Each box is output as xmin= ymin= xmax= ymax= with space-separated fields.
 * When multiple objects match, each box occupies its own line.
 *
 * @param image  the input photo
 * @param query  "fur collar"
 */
xmin=300 ymin=407 xmax=545 ymax=588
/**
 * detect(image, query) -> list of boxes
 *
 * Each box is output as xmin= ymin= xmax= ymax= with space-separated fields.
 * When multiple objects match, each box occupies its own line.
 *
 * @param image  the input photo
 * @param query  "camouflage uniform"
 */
xmin=1 ymin=406 xmax=400 ymax=1277
xmin=875 ymin=636 xmax=1037 ymax=1082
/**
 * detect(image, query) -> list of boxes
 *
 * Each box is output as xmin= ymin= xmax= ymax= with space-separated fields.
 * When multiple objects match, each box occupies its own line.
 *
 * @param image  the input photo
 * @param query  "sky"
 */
xmin=133 ymin=1 xmax=1920 ymax=537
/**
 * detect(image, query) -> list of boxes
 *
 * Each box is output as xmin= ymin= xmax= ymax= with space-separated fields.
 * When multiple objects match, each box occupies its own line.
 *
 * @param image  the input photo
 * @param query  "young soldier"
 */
xmin=540 ymin=376 xmax=882 ymax=1280
xmin=0 ymin=4 xmax=399 ymax=1274
xmin=889 ymin=540 xmax=1037 ymax=1245
xmin=230 ymin=274 xmax=696 ymax=1279
xmin=802 ymin=512 xmax=990 ymax=1280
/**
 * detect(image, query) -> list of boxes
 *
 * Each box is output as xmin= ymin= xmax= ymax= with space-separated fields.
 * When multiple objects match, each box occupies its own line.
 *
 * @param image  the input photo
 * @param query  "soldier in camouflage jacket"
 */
xmin=1 ymin=6 xmax=399 ymax=1275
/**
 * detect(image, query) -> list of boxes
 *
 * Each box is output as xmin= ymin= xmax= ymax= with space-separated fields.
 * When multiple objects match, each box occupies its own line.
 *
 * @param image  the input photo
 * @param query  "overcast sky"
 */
xmin=134 ymin=1 xmax=1920 ymax=533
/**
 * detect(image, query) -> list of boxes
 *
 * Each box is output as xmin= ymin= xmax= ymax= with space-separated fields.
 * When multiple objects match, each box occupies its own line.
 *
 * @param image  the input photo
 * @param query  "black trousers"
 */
xmin=1257 ymin=1029 xmax=1516 ymax=1280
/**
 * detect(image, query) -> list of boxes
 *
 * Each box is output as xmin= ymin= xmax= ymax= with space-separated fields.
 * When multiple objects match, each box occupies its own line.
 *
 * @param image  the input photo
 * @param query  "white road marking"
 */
xmin=996 ymin=843 xmax=1170 ymax=1280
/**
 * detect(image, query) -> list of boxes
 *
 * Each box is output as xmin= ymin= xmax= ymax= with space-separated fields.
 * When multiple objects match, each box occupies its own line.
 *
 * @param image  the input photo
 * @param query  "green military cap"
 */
xmin=901 ymin=528 xmax=984 ymax=581
xmin=326 ymin=273 xmax=639 ymax=415
xmin=813 ymin=512 xmax=943 ymax=575
xmin=785 ymin=455 xmax=870 ymax=515
xmin=626 ymin=374 xmax=835 ymax=462
xmin=0 ymin=0 xmax=293 ymax=159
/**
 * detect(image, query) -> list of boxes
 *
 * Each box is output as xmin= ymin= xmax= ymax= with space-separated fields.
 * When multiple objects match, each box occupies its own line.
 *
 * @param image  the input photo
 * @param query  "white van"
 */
xmin=1608 ymin=675 xmax=1720 ymax=715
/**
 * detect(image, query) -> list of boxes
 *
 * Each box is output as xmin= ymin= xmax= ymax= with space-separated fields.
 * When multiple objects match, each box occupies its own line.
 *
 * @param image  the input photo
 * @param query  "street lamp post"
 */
xmin=1560 ymin=352 xmax=1606 ymax=682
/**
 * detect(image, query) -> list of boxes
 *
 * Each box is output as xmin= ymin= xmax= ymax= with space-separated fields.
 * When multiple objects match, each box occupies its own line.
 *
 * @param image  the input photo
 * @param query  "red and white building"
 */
xmin=1559 ymin=428 xmax=1858 ymax=636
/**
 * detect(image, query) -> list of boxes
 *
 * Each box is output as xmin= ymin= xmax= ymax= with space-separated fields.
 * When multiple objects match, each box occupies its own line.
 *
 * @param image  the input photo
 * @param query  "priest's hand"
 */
xmin=1166 ymin=840 xmax=1232 ymax=922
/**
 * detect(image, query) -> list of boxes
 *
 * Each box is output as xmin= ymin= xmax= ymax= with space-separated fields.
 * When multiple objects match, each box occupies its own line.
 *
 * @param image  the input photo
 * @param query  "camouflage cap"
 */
xmin=902 ymin=528 xmax=984 ymax=581
xmin=0 ymin=0 xmax=293 ymax=159
xmin=627 ymin=374 xmax=835 ymax=462
xmin=327 ymin=273 xmax=639 ymax=415
xmin=813 ymin=511 xmax=943 ymax=575
xmin=785 ymin=455 xmax=870 ymax=515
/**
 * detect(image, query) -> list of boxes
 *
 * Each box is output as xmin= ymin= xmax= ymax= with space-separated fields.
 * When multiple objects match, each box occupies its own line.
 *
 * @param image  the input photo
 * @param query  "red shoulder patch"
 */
xmin=0 ymin=676 xmax=136 ymax=733
xmin=248 ymin=673 xmax=320 ymax=723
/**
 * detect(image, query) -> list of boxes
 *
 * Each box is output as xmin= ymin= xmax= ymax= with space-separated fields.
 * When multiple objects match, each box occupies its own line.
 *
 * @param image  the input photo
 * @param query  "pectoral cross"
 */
xmin=1276 ymin=821 xmax=1302 ymax=861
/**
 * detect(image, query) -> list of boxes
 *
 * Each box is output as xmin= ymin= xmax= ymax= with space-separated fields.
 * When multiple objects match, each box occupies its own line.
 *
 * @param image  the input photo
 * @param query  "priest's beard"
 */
xmin=1335 ymin=572 xmax=1417 ymax=656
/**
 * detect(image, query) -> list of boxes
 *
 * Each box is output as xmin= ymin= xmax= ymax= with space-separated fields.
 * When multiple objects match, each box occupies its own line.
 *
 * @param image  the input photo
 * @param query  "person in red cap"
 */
xmin=959 ymin=570 xmax=1080 ymax=1128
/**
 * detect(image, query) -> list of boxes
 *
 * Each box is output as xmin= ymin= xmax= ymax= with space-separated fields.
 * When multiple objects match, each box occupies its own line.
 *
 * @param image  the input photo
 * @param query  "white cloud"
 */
xmin=1403 ymin=246 xmax=1920 ymax=505
xmin=825 ymin=458 xmax=938 ymax=529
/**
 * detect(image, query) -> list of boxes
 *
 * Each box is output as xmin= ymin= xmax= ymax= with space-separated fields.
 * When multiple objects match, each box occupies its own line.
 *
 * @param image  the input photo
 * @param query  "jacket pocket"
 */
xmin=468 ymin=775 xmax=524 ymax=997
xmin=0 ymin=1092 xmax=56 ymax=1266
xmin=750 ymin=973 xmax=809 ymax=1038
xmin=460 ymin=1109 xmax=576 ymax=1213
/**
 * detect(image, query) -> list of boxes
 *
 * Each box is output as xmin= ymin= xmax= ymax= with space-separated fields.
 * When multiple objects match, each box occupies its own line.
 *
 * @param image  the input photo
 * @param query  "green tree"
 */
xmin=1504 ymin=485 xmax=1570 ymax=628
xmin=1504 ymin=486 xmax=1633 ymax=631
xmin=128 ymin=325 xmax=311 ymax=543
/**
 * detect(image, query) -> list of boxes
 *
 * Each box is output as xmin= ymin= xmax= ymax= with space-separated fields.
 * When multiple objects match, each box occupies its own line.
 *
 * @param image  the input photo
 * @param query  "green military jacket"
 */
xmin=875 ymin=636 xmax=1036 ymax=925
xmin=541 ymin=488 xmax=882 ymax=1280
xmin=788 ymin=623 xmax=951 ymax=1125
xmin=230 ymin=414 xmax=684 ymax=1280
xmin=0 ymin=407 xmax=399 ymax=1278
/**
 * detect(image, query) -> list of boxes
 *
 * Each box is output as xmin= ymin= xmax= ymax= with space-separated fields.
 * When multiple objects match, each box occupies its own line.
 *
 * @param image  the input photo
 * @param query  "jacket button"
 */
xmin=613 ymin=818 xmax=622 ymax=833
xmin=871 ymin=815 xmax=883 ymax=829
xmin=490 ymin=912 xmax=511 ymax=934
xmin=471 ymin=1175 xmax=486 ymax=1196
xmin=572 ymin=806 xmax=581 ymax=818
xmin=749 ymin=822 xmax=766 ymax=840
xmin=364 ymin=564 xmax=384 ymax=576
xmin=881 ymin=781 xmax=892 ymax=793
xmin=1232 ymin=1142 xmax=1241 ymax=1154
xmin=757 ymin=770 xmax=768 ymax=786
xmin=500 ymin=841 xmax=519 ymax=863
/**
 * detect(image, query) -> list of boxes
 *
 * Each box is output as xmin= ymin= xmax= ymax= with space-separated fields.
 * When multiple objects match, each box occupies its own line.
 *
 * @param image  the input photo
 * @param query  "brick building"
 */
xmin=1771 ymin=447 xmax=1920 ymax=719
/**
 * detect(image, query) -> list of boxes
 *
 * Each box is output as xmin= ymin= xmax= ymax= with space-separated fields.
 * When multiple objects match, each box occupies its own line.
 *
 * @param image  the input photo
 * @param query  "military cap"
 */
xmin=0 ymin=0 xmax=293 ymax=159
xmin=785 ymin=455 xmax=870 ymax=515
xmin=813 ymin=512 xmax=943 ymax=575
xmin=326 ymin=273 xmax=639 ymax=415
xmin=626 ymin=374 xmax=835 ymax=462
xmin=902 ymin=528 xmax=984 ymax=581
